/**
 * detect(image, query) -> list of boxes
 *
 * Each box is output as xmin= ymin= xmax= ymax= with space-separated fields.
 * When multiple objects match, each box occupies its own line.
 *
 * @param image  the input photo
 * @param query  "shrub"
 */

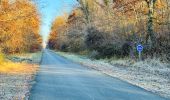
xmin=60 ymin=44 xmax=69 ymax=52
xmin=67 ymin=32 xmax=86 ymax=53
xmin=98 ymin=44 xmax=122 ymax=58
xmin=86 ymin=27 xmax=124 ymax=58
xmin=156 ymin=36 xmax=170 ymax=61
xmin=85 ymin=27 xmax=105 ymax=50
xmin=122 ymin=42 xmax=131 ymax=57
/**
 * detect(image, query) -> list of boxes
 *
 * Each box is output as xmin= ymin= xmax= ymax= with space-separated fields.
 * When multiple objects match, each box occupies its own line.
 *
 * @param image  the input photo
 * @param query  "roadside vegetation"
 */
xmin=0 ymin=0 xmax=42 ymax=99
xmin=48 ymin=0 xmax=170 ymax=61
xmin=0 ymin=0 xmax=42 ymax=54
xmin=48 ymin=0 xmax=170 ymax=98
xmin=56 ymin=51 xmax=170 ymax=98
xmin=0 ymin=52 xmax=41 ymax=100
xmin=0 ymin=0 xmax=42 ymax=71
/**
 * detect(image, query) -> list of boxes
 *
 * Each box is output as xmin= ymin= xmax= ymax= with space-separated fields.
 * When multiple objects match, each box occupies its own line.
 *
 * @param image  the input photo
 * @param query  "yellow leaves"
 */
xmin=50 ymin=16 xmax=66 ymax=38
xmin=79 ymin=0 xmax=94 ymax=6
xmin=137 ymin=1 xmax=149 ymax=14
xmin=112 ymin=0 xmax=167 ymax=15
xmin=48 ymin=15 xmax=68 ymax=49
xmin=0 ymin=0 xmax=42 ymax=53
xmin=155 ymin=0 xmax=167 ymax=9
xmin=53 ymin=16 xmax=66 ymax=28
xmin=85 ymin=0 xmax=95 ymax=9
xmin=0 ymin=0 xmax=9 ymax=10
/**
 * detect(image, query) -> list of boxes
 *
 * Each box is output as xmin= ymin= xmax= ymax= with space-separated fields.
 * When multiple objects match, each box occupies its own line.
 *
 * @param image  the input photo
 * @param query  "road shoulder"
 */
xmin=55 ymin=51 xmax=170 ymax=99
xmin=0 ymin=52 xmax=42 ymax=100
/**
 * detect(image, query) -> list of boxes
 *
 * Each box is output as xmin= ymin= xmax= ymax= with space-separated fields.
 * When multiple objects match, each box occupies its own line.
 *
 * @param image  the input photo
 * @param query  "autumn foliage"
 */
xmin=48 ymin=16 xmax=66 ymax=50
xmin=0 ymin=0 xmax=42 ymax=54
xmin=48 ymin=9 xmax=86 ymax=52
xmin=49 ymin=0 xmax=170 ymax=60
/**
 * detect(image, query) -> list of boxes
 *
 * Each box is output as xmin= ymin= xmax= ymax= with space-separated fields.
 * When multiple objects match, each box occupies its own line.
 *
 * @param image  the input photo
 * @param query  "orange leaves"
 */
xmin=48 ymin=16 xmax=67 ymax=49
xmin=112 ymin=0 xmax=167 ymax=13
xmin=0 ymin=0 xmax=9 ymax=10
xmin=51 ymin=16 xmax=66 ymax=30
xmin=155 ymin=0 xmax=167 ymax=9
xmin=50 ymin=16 xmax=66 ymax=39
xmin=0 ymin=0 xmax=42 ymax=53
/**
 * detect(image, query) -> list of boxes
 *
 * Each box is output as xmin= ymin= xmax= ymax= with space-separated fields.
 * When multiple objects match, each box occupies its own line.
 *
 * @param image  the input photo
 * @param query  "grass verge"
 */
xmin=55 ymin=51 xmax=170 ymax=99
xmin=0 ymin=52 xmax=42 ymax=100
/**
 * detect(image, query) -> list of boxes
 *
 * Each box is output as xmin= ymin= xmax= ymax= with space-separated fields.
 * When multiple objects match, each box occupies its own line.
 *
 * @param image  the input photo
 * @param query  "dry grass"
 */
xmin=0 ymin=62 xmax=39 ymax=100
xmin=0 ymin=62 xmax=38 ymax=75
xmin=0 ymin=52 xmax=41 ymax=100
xmin=56 ymin=51 xmax=170 ymax=98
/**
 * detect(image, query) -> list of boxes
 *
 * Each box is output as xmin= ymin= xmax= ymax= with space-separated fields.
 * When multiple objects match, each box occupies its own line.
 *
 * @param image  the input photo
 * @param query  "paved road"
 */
xmin=29 ymin=50 xmax=168 ymax=100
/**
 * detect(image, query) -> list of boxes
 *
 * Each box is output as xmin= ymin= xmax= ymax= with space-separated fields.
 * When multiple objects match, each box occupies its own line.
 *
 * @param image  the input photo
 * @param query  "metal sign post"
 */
xmin=137 ymin=44 xmax=143 ymax=61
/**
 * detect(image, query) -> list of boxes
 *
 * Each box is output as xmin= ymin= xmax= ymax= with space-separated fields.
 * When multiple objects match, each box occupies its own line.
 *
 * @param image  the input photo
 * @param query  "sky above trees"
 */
xmin=35 ymin=0 xmax=77 ymax=46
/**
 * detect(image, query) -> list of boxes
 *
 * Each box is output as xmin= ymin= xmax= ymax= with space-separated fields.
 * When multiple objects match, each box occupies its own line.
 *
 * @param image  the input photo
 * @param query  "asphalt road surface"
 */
xmin=29 ymin=49 xmax=168 ymax=100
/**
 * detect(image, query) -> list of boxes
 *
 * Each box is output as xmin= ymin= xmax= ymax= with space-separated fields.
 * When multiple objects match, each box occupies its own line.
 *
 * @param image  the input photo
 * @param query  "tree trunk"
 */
xmin=146 ymin=0 xmax=156 ymax=48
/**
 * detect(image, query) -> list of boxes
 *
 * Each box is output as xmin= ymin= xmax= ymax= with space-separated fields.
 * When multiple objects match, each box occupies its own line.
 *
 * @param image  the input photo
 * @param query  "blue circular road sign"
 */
xmin=137 ymin=44 xmax=143 ymax=52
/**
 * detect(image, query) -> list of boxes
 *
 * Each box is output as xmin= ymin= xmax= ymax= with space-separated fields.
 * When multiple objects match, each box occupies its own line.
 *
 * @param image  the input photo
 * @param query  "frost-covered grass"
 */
xmin=7 ymin=51 xmax=43 ymax=64
xmin=56 ymin=51 xmax=170 ymax=99
xmin=0 ymin=52 xmax=42 ymax=100
xmin=0 ymin=62 xmax=38 ymax=100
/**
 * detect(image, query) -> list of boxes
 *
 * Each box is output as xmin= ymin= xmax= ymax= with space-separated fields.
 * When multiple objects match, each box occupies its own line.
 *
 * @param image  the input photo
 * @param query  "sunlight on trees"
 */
xmin=48 ymin=0 xmax=170 ymax=60
xmin=0 ymin=0 xmax=42 ymax=54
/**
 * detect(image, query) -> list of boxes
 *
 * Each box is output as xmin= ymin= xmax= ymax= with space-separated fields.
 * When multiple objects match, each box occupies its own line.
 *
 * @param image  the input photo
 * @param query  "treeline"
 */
xmin=0 ymin=0 xmax=42 ymax=54
xmin=48 ymin=0 xmax=170 ymax=61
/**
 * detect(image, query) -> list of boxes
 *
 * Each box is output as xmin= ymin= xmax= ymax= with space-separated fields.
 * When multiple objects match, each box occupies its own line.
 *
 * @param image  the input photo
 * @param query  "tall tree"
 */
xmin=0 ymin=0 xmax=42 ymax=53
xmin=77 ymin=0 xmax=94 ymax=24
xmin=145 ymin=0 xmax=157 ymax=48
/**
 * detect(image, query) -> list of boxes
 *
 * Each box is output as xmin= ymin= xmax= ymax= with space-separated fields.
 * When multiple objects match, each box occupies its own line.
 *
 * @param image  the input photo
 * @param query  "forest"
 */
xmin=0 ymin=0 xmax=170 ymax=99
xmin=0 ymin=1 xmax=43 ymax=99
xmin=0 ymin=0 xmax=42 ymax=55
xmin=48 ymin=0 xmax=170 ymax=61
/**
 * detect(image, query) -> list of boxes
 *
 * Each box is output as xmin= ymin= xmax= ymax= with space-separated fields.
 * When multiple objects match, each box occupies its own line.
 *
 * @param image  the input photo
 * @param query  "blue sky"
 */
xmin=34 ymin=0 xmax=77 ymax=45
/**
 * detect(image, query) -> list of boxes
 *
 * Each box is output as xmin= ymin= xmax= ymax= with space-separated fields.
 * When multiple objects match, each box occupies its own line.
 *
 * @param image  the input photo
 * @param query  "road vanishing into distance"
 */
xmin=29 ymin=49 xmax=168 ymax=100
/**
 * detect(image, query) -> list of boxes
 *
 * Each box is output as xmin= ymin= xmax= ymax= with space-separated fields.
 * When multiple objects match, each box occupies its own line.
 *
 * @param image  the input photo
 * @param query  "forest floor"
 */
xmin=56 ymin=51 xmax=170 ymax=99
xmin=0 ymin=52 xmax=42 ymax=100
